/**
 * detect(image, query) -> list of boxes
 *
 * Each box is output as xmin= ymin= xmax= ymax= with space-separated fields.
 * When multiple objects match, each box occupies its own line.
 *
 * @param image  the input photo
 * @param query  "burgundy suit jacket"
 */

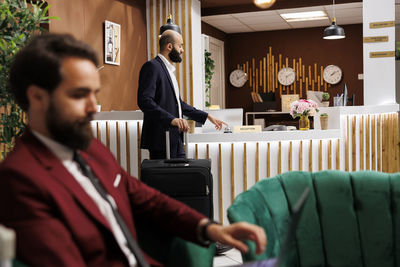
xmin=0 ymin=130 xmax=205 ymax=266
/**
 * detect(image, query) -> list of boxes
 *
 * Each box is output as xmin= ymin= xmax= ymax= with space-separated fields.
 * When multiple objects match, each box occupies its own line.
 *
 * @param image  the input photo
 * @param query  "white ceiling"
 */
xmin=202 ymin=2 xmax=400 ymax=33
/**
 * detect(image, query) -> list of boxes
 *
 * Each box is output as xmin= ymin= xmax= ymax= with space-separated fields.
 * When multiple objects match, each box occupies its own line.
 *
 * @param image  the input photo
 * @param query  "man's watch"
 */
xmin=199 ymin=220 xmax=220 ymax=243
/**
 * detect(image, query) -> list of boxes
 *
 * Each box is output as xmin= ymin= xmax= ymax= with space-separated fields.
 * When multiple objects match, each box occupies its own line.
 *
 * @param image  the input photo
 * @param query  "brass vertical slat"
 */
xmin=352 ymin=116 xmax=356 ymax=171
xmin=250 ymin=67 xmax=253 ymax=91
xmin=116 ymin=122 xmax=121 ymax=165
xmin=314 ymin=63 xmax=317 ymax=82
xmin=320 ymin=66 xmax=324 ymax=85
xmin=345 ymin=116 xmax=349 ymax=171
xmin=371 ymin=115 xmax=376 ymax=170
xmin=106 ymin=121 xmax=110 ymax=149
xmin=181 ymin=0 xmax=187 ymax=103
xmin=278 ymin=141 xmax=282 ymax=174
xmin=195 ymin=144 xmax=198 ymax=159
xmin=267 ymin=142 xmax=271 ymax=177
xmin=394 ymin=113 xmax=399 ymax=172
xmin=366 ymin=115 xmax=371 ymax=170
xmin=188 ymin=0 xmax=193 ymax=106
xmin=275 ymin=62 xmax=278 ymax=90
xmin=336 ymin=139 xmax=340 ymax=170
xmin=299 ymin=78 xmax=302 ymax=98
xmin=299 ymin=141 xmax=303 ymax=171
xmin=174 ymin=0 xmax=181 ymax=95
xmin=328 ymin=140 xmax=332 ymax=169
xmin=218 ymin=144 xmax=223 ymax=224
xmin=263 ymin=57 xmax=266 ymax=92
xmin=317 ymin=76 xmax=321 ymax=91
xmin=318 ymin=140 xmax=322 ymax=171
xmin=244 ymin=143 xmax=247 ymax=191
xmin=256 ymin=142 xmax=260 ymax=182
xmin=389 ymin=114 xmax=394 ymax=172
xmin=149 ymin=0 xmax=155 ymax=59
xmin=288 ymin=141 xmax=292 ymax=171
xmin=360 ymin=115 xmax=364 ymax=170
xmin=382 ymin=114 xmax=388 ymax=172
xmin=260 ymin=59 xmax=263 ymax=88
xmin=231 ymin=143 xmax=235 ymax=202
xmin=125 ymin=122 xmax=131 ymax=175
xmin=308 ymin=66 xmax=312 ymax=85
xmin=206 ymin=144 xmax=209 ymax=159
xmin=96 ymin=122 xmax=101 ymax=141
xmin=272 ymin=55 xmax=275 ymax=91
xmin=377 ymin=114 xmax=381 ymax=171
xmin=309 ymin=140 xmax=313 ymax=171
xmin=156 ymin=0 xmax=161 ymax=57
xmin=137 ymin=121 xmax=141 ymax=178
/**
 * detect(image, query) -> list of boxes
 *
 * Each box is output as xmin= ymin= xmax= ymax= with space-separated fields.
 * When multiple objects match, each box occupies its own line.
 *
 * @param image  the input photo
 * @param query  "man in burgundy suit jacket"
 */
xmin=0 ymin=33 xmax=266 ymax=266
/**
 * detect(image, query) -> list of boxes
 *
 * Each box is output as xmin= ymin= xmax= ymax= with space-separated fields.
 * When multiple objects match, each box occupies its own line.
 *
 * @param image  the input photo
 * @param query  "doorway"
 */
xmin=208 ymin=36 xmax=226 ymax=109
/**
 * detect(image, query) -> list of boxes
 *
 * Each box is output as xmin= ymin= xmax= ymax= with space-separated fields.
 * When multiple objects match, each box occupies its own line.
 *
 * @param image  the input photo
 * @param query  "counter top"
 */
xmin=188 ymin=129 xmax=340 ymax=143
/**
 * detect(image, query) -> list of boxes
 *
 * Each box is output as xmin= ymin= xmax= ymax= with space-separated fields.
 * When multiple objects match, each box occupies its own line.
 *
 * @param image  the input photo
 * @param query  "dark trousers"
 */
xmin=149 ymin=137 xmax=185 ymax=159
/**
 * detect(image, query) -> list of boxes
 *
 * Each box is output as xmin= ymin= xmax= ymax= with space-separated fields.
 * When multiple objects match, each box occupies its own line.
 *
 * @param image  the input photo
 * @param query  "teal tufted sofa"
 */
xmin=227 ymin=170 xmax=400 ymax=267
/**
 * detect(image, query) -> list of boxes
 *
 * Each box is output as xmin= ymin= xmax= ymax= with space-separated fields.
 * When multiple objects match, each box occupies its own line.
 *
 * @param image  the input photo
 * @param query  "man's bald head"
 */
xmin=159 ymin=30 xmax=182 ymax=52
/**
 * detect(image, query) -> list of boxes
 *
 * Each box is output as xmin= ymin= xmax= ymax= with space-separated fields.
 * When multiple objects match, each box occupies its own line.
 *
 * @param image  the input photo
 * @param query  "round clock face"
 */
xmin=323 ymin=65 xmax=342 ymax=85
xmin=229 ymin=69 xmax=247 ymax=88
xmin=278 ymin=67 xmax=296 ymax=86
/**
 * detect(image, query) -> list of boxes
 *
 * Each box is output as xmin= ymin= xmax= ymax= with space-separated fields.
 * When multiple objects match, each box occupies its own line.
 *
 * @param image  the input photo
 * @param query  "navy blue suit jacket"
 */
xmin=138 ymin=56 xmax=208 ymax=153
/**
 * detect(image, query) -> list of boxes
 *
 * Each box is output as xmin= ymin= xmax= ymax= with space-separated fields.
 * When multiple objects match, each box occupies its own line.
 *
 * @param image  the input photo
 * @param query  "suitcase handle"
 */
xmin=166 ymin=128 xmax=188 ymax=159
xmin=164 ymin=159 xmax=189 ymax=164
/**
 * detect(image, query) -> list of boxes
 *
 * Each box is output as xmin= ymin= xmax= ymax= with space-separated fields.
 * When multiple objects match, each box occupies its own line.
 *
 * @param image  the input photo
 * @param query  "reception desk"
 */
xmin=92 ymin=105 xmax=399 ymax=224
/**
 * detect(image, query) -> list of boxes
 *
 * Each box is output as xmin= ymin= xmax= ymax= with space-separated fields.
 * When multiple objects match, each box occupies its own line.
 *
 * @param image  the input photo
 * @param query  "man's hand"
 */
xmin=171 ymin=118 xmax=190 ymax=132
xmin=206 ymin=221 xmax=267 ymax=255
xmin=207 ymin=114 xmax=228 ymax=131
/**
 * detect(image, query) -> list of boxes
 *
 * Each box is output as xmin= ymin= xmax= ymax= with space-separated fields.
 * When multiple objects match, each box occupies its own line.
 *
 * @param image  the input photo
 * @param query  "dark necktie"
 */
xmin=73 ymin=151 xmax=149 ymax=267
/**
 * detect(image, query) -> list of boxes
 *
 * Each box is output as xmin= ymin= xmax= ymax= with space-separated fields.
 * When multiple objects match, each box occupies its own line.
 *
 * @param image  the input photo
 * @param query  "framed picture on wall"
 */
xmin=104 ymin=20 xmax=121 ymax=65
xmin=396 ymin=41 xmax=400 ymax=61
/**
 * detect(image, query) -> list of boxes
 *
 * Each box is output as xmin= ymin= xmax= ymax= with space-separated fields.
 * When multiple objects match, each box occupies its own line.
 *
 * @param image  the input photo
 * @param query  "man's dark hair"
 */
xmin=9 ymin=33 xmax=98 ymax=111
xmin=159 ymin=33 xmax=175 ymax=51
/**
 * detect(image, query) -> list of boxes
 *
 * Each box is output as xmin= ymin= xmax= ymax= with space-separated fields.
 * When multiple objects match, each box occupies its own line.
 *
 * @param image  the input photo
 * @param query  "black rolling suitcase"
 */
xmin=140 ymin=131 xmax=213 ymax=219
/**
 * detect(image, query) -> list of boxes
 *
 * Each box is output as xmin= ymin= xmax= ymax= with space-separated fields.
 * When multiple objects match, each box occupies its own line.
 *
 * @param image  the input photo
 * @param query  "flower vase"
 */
xmin=299 ymin=115 xmax=310 ymax=130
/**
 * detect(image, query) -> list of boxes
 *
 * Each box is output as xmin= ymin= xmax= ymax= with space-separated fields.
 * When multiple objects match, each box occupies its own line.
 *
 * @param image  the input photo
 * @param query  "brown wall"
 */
xmin=225 ymin=24 xmax=363 ymax=113
xmin=47 ymin=0 xmax=147 ymax=111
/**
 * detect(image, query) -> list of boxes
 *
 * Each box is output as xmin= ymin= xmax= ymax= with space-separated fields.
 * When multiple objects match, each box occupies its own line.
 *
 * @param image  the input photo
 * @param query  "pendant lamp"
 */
xmin=159 ymin=0 xmax=181 ymax=35
xmin=253 ymin=0 xmax=276 ymax=9
xmin=323 ymin=0 xmax=345 ymax=39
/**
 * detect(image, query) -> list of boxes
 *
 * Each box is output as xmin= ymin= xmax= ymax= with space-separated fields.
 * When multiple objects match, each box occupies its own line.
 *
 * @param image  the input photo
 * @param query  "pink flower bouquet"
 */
xmin=290 ymin=99 xmax=319 ymax=118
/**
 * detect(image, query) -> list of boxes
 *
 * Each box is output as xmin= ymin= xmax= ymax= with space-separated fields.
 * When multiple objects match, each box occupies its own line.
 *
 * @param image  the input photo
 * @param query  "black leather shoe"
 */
xmin=215 ymin=242 xmax=233 ymax=255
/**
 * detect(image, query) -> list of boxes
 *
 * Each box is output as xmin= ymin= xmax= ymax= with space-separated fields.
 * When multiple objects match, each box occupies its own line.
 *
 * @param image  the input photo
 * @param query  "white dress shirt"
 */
xmin=32 ymin=131 xmax=137 ymax=267
xmin=158 ymin=54 xmax=182 ymax=118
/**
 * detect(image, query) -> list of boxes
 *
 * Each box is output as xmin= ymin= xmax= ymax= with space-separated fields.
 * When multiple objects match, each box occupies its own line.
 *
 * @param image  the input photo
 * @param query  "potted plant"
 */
xmin=0 ymin=0 xmax=58 ymax=160
xmin=321 ymin=92 xmax=330 ymax=107
xmin=204 ymin=50 xmax=215 ymax=108
xmin=320 ymin=113 xmax=329 ymax=130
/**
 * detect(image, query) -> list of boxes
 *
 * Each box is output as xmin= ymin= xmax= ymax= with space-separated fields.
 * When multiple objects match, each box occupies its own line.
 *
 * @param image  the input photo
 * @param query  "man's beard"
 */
xmin=168 ymin=47 xmax=182 ymax=63
xmin=46 ymin=102 xmax=94 ymax=150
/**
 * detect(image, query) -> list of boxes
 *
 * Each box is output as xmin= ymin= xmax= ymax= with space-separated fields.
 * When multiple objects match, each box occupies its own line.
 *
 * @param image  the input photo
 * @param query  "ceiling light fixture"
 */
xmin=323 ymin=0 xmax=345 ymax=40
xmin=159 ymin=0 xmax=181 ymax=35
xmin=280 ymin=11 xmax=328 ymax=22
xmin=253 ymin=0 xmax=276 ymax=9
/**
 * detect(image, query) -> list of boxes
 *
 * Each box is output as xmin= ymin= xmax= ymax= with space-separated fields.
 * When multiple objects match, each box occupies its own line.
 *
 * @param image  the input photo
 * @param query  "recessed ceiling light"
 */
xmin=253 ymin=0 xmax=276 ymax=9
xmin=280 ymin=11 xmax=328 ymax=22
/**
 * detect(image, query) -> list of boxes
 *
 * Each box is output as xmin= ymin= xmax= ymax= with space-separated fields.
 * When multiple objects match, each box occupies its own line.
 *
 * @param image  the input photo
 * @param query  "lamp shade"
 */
xmin=159 ymin=15 xmax=181 ymax=35
xmin=323 ymin=18 xmax=345 ymax=40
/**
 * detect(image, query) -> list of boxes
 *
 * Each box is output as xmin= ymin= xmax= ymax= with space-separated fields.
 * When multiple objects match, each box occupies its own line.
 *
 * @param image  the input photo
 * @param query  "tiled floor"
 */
xmin=213 ymin=248 xmax=242 ymax=267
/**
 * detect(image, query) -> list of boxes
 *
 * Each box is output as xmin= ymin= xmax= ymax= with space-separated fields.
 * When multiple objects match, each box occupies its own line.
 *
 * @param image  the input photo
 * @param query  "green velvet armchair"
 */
xmin=227 ymin=170 xmax=400 ymax=267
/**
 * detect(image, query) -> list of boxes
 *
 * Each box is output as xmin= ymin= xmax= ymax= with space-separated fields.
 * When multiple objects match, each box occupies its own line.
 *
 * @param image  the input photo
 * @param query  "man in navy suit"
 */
xmin=138 ymin=30 xmax=226 ymax=159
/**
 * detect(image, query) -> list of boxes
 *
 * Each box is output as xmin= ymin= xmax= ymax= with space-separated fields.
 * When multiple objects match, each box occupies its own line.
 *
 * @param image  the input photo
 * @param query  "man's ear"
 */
xmin=26 ymin=85 xmax=50 ymax=111
xmin=166 ymin=42 xmax=173 ymax=51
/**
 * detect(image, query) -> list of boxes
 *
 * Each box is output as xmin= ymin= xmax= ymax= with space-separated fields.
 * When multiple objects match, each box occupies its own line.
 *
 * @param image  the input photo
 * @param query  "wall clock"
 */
xmin=278 ymin=67 xmax=296 ymax=86
xmin=229 ymin=69 xmax=247 ymax=88
xmin=323 ymin=65 xmax=342 ymax=85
